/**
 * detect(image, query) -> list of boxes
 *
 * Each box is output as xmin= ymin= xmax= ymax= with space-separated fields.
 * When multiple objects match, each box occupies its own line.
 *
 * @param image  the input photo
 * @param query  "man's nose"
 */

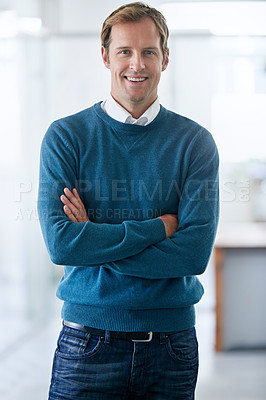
xmin=129 ymin=53 xmax=145 ymax=72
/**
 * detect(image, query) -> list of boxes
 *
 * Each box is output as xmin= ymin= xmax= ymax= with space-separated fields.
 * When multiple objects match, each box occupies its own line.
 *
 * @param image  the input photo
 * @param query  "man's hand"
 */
xmin=60 ymin=188 xmax=90 ymax=223
xmin=158 ymin=214 xmax=178 ymax=238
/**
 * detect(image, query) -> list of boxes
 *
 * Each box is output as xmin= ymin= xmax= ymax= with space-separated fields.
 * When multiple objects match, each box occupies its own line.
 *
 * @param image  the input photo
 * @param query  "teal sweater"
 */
xmin=38 ymin=102 xmax=219 ymax=332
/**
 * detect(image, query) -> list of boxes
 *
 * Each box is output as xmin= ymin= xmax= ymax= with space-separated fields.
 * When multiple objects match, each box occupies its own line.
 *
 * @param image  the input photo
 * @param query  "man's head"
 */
xmin=101 ymin=2 xmax=170 ymax=118
xmin=101 ymin=2 xmax=169 ymax=63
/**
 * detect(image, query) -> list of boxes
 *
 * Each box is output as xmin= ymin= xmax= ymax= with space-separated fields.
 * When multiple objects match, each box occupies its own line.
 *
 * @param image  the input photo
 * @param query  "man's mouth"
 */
xmin=125 ymin=76 xmax=148 ymax=82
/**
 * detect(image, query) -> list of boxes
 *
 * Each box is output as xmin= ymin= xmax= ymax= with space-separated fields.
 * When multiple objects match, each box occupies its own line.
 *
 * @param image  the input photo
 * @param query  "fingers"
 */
xmin=63 ymin=187 xmax=82 ymax=209
xmin=63 ymin=205 xmax=79 ymax=223
xmin=72 ymin=188 xmax=82 ymax=203
xmin=60 ymin=187 xmax=90 ymax=223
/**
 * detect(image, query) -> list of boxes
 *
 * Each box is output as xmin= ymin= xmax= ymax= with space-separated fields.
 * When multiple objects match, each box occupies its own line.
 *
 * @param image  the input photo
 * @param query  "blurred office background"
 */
xmin=0 ymin=0 xmax=266 ymax=399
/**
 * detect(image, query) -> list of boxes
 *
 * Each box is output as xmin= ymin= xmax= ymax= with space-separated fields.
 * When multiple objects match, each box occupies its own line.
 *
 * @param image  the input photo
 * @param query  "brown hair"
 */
xmin=101 ymin=2 xmax=169 ymax=62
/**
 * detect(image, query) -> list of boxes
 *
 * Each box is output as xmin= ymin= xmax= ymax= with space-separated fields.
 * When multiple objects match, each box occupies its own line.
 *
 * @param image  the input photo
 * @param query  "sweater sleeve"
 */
xmin=105 ymin=130 xmax=219 ymax=279
xmin=38 ymin=122 xmax=166 ymax=266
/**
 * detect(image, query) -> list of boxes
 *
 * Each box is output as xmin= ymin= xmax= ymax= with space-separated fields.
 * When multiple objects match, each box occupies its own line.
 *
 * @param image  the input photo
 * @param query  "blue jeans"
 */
xmin=48 ymin=325 xmax=198 ymax=400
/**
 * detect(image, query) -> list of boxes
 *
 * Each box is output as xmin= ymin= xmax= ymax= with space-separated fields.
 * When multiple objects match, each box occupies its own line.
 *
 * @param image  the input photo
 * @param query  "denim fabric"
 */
xmin=48 ymin=325 xmax=198 ymax=400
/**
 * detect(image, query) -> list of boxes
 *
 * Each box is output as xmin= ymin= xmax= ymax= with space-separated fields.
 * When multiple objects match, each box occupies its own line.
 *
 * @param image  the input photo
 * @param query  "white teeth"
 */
xmin=126 ymin=77 xmax=146 ymax=82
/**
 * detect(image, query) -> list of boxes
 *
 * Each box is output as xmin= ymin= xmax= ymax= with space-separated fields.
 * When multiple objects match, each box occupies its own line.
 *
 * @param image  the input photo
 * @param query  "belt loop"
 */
xmin=104 ymin=330 xmax=110 ymax=344
xmin=159 ymin=333 xmax=166 ymax=345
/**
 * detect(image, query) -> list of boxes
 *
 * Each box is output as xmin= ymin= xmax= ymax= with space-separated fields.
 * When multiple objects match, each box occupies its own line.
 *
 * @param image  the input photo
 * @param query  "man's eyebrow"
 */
xmin=143 ymin=47 xmax=159 ymax=50
xmin=115 ymin=46 xmax=160 ymax=51
xmin=115 ymin=46 xmax=131 ymax=50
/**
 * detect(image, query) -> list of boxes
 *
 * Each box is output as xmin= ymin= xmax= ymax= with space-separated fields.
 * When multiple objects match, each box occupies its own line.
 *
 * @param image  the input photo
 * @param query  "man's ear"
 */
xmin=162 ymin=48 xmax=169 ymax=72
xmin=101 ymin=46 xmax=110 ymax=69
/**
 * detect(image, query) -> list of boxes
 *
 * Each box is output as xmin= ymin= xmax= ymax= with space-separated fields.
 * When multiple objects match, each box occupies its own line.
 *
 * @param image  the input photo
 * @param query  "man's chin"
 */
xmin=125 ymin=94 xmax=147 ymax=105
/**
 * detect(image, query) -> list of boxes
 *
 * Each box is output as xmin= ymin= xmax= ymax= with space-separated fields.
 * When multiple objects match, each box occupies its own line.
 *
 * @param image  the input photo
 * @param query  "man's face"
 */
xmin=101 ymin=17 xmax=169 ymax=118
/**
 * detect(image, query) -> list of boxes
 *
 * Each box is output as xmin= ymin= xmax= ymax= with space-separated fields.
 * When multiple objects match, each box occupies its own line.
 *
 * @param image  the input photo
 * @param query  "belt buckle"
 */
xmin=132 ymin=332 xmax=153 ymax=342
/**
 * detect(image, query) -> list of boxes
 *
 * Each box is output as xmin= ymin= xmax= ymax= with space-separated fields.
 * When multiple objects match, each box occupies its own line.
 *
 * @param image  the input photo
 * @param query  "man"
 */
xmin=38 ymin=2 xmax=219 ymax=399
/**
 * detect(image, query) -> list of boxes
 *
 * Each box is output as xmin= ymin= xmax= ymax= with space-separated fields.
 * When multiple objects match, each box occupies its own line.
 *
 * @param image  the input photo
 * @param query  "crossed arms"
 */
xmin=61 ymin=187 xmax=178 ymax=238
xmin=38 ymin=122 xmax=219 ymax=280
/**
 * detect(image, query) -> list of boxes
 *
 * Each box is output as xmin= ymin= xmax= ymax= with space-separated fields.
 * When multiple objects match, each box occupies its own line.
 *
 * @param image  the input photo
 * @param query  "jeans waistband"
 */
xmin=63 ymin=320 xmax=178 ymax=342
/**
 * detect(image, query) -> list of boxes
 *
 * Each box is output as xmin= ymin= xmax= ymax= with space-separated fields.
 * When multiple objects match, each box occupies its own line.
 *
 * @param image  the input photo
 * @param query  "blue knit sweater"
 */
xmin=38 ymin=102 xmax=219 ymax=332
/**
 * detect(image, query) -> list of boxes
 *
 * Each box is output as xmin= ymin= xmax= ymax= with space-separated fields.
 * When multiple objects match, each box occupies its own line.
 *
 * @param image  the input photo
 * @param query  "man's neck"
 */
xmin=111 ymin=95 xmax=157 ymax=119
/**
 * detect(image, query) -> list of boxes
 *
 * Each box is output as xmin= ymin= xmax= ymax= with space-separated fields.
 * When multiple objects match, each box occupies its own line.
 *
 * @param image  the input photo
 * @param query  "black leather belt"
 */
xmin=63 ymin=320 xmax=177 ymax=342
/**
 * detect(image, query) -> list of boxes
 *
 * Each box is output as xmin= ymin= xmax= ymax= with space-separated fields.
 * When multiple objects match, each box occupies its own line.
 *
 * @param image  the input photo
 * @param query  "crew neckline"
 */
xmin=101 ymin=95 xmax=160 ymax=126
xmin=94 ymin=101 xmax=164 ymax=133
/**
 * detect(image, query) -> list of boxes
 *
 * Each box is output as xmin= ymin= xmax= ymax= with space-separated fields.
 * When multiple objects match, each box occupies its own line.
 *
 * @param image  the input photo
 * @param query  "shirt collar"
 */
xmin=101 ymin=94 xmax=160 ymax=126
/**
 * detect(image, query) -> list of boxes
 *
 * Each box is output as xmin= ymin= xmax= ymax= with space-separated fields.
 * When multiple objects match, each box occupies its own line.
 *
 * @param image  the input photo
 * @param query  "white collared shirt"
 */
xmin=101 ymin=94 xmax=160 ymax=126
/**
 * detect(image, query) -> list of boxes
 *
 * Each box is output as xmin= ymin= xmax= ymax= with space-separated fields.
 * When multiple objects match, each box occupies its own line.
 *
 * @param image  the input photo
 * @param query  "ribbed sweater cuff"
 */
xmin=143 ymin=217 xmax=166 ymax=245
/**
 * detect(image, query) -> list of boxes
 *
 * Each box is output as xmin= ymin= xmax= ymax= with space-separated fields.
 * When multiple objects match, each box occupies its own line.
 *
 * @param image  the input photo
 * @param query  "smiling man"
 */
xmin=38 ymin=2 xmax=219 ymax=399
xmin=102 ymin=16 xmax=168 ymax=118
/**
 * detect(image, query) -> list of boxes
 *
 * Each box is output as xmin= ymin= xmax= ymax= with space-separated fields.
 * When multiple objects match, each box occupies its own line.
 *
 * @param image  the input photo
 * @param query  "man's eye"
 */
xmin=121 ymin=50 xmax=129 ymax=54
xmin=145 ymin=50 xmax=154 ymax=55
